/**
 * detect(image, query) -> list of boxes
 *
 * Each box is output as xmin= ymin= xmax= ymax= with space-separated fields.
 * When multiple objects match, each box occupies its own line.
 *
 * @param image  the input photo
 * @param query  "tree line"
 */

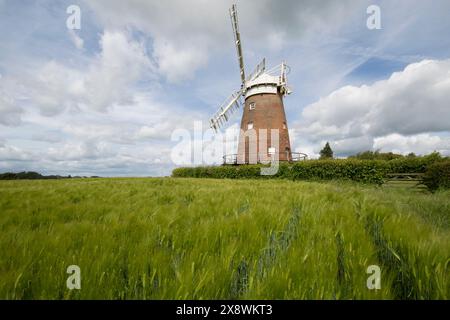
xmin=0 ymin=172 xmax=100 ymax=180
xmin=319 ymin=141 xmax=436 ymax=160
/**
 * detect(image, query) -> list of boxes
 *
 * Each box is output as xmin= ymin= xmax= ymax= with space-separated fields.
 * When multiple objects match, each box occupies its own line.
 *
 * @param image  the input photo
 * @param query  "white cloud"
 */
xmin=0 ymin=26 xmax=197 ymax=175
xmin=374 ymin=133 xmax=450 ymax=156
xmin=84 ymin=0 xmax=228 ymax=82
xmin=0 ymin=93 xmax=21 ymax=126
xmin=153 ymin=40 xmax=208 ymax=83
xmin=68 ymin=29 xmax=84 ymax=50
xmin=30 ymin=61 xmax=85 ymax=116
xmin=0 ymin=143 xmax=31 ymax=161
xmin=84 ymin=30 xmax=155 ymax=111
xmin=62 ymin=123 xmax=133 ymax=145
xmin=47 ymin=141 xmax=111 ymax=161
xmin=331 ymin=136 xmax=374 ymax=156
xmin=294 ymin=59 xmax=450 ymax=156
xmin=84 ymin=0 xmax=361 ymax=83
xmin=135 ymin=124 xmax=172 ymax=140
xmin=6 ymin=30 xmax=155 ymax=118
xmin=300 ymin=59 xmax=450 ymax=140
xmin=295 ymin=60 xmax=450 ymax=155
xmin=0 ymin=76 xmax=24 ymax=125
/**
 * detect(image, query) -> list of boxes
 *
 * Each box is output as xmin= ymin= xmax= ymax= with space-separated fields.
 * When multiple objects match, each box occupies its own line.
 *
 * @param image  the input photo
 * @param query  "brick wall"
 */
xmin=237 ymin=91 xmax=292 ymax=164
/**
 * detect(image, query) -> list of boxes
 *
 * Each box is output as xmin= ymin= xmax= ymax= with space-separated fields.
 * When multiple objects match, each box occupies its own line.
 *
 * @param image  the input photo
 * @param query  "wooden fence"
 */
xmin=383 ymin=173 xmax=428 ymax=191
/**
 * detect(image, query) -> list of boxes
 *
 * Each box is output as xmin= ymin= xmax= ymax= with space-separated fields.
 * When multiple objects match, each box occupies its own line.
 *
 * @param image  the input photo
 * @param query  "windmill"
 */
xmin=210 ymin=4 xmax=296 ymax=164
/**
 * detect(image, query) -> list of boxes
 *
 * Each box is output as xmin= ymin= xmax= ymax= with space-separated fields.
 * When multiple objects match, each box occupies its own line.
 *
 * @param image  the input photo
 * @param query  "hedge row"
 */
xmin=423 ymin=160 xmax=450 ymax=191
xmin=172 ymin=155 xmax=446 ymax=186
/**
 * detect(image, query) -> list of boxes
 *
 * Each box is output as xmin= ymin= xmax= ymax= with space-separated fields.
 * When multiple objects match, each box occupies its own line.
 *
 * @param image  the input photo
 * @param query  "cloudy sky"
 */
xmin=1 ymin=0 xmax=450 ymax=176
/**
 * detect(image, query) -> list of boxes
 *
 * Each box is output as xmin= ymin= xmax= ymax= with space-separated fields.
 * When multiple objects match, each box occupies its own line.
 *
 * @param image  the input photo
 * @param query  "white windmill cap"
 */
xmin=245 ymin=73 xmax=279 ymax=89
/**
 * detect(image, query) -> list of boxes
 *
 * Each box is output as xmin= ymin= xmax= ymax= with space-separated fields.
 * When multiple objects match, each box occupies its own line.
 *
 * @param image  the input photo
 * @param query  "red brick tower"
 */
xmin=236 ymin=66 xmax=292 ymax=164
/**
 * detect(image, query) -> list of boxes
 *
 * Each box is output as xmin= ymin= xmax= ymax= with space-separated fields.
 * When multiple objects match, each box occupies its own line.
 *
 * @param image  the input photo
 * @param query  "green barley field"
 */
xmin=0 ymin=178 xmax=449 ymax=299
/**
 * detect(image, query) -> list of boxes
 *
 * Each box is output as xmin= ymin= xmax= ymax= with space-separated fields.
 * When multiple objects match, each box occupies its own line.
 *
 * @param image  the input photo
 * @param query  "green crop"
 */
xmin=0 ymin=178 xmax=448 ymax=299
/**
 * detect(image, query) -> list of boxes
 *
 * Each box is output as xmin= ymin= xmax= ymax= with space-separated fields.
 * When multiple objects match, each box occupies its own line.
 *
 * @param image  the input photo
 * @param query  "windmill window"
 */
xmin=283 ymin=122 xmax=287 ymax=129
xmin=247 ymin=122 xmax=253 ymax=130
xmin=249 ymin=102 xmax=256 ymax=110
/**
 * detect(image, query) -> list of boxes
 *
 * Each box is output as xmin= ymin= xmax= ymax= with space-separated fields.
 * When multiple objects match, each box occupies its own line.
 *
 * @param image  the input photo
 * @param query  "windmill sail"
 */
xmin=246 ymin=58 xmax=265 ymax=82
xmin=209 ymin=4 xmax=247 ymax=132
xmin=209 ymin=89 xmax=243 ymax=131
xmin=230 ymin=4 xmax=245 ymax=87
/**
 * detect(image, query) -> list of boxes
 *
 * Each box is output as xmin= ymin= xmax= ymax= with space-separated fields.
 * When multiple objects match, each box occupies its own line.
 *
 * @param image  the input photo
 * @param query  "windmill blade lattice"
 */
xmin=209 ymin=89 xmax=243 ymax=131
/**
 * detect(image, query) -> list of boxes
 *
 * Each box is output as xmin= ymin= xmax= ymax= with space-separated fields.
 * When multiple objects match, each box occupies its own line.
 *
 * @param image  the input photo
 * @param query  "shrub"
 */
xmin=423 ymin=160 xmax=450 ymax=191
xmin=172 ymin=156 xmax=446 ymax=185
xmin=349 ymin=150 xmax=403 ymax=160
xmin=289 ymin=159 xmax=388 ymax=184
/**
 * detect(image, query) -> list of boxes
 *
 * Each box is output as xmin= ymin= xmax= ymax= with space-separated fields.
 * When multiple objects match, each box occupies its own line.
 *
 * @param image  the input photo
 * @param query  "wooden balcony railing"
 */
xmin=222 ymin=152 xmax=308 ymax=165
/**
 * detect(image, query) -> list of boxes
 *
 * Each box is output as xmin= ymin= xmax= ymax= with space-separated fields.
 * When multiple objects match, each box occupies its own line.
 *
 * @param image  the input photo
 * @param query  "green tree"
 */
xmin=319 ymin=142 xmax=333 ymax=159
xmin=349 ymin=150 xmax=403 ymax=160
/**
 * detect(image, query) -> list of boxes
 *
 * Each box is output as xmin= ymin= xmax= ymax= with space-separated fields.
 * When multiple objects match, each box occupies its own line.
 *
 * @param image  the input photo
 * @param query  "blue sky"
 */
xmin=1 ymin=0 xmax=450 ymax=176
